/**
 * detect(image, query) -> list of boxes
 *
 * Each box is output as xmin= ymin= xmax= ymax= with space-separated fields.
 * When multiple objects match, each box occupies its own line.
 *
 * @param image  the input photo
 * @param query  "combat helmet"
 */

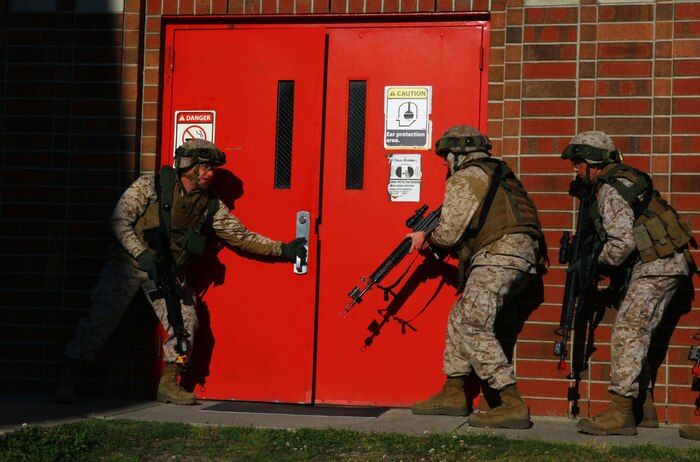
xmin=174 ymin=139 xmax=226 ymax=171
xmin=435 ymin=125 xmax=492 ymax=157
xmin=561 ymin=131 xmax=622 ymax=165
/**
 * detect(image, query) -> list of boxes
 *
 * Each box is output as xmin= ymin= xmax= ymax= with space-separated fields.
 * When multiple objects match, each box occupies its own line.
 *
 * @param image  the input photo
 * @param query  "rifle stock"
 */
xmin=342 ymin=204 xmax=442 ymax=316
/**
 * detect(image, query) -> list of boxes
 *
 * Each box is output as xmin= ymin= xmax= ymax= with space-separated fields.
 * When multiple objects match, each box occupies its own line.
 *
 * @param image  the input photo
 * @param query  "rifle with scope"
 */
xmin=342 ymin=204 xmax=442 ymax=316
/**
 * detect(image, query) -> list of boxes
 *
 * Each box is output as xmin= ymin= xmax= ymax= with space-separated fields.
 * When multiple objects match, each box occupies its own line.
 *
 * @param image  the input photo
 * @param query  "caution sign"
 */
xmin=174 ymin=110 xmax=216 ymax=150
xmin=387 ymin=154 xmax=422 ymax=202
xmin=384 ymin=86 xmax=432 ymax=150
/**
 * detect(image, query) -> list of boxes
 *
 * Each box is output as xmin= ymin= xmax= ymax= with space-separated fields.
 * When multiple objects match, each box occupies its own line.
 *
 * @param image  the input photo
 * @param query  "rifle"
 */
xmin=553 ymin=178 xmax=600 ymax=372
xmin=143 ymin=227 xmax=190 ymax=366
xmin=342 ymin=204 xmax=442 ymax=316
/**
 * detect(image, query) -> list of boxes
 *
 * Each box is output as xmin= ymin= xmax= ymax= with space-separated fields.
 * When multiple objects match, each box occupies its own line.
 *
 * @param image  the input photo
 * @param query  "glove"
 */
xmin=280 ymin=237 xmax=307 ymax=263
xmin=136 ymin=249 xmax=158 ymax=279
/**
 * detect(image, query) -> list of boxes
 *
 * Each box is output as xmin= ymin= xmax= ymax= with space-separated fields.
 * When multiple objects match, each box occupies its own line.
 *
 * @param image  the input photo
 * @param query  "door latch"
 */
xmin=294 ymin=211 xmax=310 ymax=275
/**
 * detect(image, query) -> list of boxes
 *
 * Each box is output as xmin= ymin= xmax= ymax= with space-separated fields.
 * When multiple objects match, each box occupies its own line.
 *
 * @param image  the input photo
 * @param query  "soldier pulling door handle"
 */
xmin=294 ymin=211 xmax=310 ymax=275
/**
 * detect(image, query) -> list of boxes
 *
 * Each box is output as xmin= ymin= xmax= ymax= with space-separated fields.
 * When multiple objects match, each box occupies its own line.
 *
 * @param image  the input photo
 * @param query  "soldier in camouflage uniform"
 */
xmin=54 ymin=139 xmax=306 ymax=405
xmin=561 ymin=131 xmax=696 ymax=436
xmin=408 ymin=125 xmax=545 ymax=429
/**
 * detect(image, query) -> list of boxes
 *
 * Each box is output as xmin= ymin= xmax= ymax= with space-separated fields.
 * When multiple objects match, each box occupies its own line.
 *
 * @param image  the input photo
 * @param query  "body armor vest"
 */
xmin=459 ymin=158 xmax=543 ymax=254
xmin=594 ymin=163 xmax=697 ymax=268
xmin=134 ymin=166 xmax=218 ymax=265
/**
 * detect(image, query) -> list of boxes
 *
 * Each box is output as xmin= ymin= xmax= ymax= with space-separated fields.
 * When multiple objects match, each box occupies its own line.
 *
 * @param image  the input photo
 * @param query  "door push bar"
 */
xmin=294 ymin=211 xmax=310 ymax=275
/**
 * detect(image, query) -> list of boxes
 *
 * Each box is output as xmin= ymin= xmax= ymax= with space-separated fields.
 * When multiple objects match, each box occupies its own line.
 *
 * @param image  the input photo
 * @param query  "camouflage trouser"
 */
xmin=443 ymin=265 xmax=532 ymax=390
xmin=64 ymin=255 xmax=198 ymax=364
xmin=609 ymin=274 xmax=683 ymax=398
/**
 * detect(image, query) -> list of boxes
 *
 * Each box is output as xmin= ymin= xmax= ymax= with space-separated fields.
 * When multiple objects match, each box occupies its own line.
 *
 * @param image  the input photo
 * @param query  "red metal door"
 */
xmin=161 ymin=19 xmax=488 ymax=405
xmin=162 ymin=27 xmax=325 ymax=403
xmin=315 ymin=25 xmax=488 ymax=405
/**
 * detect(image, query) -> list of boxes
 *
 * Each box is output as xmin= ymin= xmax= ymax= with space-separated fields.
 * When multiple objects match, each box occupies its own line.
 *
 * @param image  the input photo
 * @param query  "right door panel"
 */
xmin=316 ymin=24 xmax=488 ymax=405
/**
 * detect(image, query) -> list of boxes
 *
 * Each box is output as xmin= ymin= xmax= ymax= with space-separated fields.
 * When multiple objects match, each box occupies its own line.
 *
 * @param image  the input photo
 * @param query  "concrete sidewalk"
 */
xmin=1 ymin=394 xmax=698 ymax=449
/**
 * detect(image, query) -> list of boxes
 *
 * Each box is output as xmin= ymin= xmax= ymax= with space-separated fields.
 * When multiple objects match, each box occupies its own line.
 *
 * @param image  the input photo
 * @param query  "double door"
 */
xmin=161 ymin=18 xmax=489 ymax=405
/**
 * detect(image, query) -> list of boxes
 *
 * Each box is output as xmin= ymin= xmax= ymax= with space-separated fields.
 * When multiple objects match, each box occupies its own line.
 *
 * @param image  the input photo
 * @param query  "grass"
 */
xmin=1 ymin=419 xmax=700 ymax=462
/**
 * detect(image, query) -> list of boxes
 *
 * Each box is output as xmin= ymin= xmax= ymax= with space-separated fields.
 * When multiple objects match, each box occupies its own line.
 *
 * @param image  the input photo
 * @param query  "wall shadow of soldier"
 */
xmin=180 ymin=168 xmax=243 ymax=392
xmin=646 ymin=276 xmax=695 ymax=405
xmin=360 ymin=253 xmax=488 ymax=412
xmin=480 ymin=274 xmax=545 ymax=410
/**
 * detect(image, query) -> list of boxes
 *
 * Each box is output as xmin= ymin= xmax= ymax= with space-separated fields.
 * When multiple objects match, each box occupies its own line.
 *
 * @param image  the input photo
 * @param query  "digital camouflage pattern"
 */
xmin=427 ymin=150 xmax=540 ymax=390
xmin=66 ymin=171 xmax=283 ymax=363
xmin=596 ymin=181 xmax=689 ymax=398
xmin=569 ymin=131 xmax=615 ymax=152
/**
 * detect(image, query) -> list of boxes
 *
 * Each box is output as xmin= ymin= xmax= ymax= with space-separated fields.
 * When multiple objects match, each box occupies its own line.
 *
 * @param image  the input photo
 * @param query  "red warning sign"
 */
xmin=174 ymin=110 xmax=216 ymax=147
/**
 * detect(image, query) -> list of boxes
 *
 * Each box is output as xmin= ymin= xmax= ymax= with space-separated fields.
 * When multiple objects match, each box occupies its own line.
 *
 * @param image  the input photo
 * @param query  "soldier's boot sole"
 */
xmin=156 ymin=390 xmax=197 ymax=405
xmin=576 ymin=419 xmax=637 ymax=436
xmin=679 ymin=426 xmax=700 ymax=441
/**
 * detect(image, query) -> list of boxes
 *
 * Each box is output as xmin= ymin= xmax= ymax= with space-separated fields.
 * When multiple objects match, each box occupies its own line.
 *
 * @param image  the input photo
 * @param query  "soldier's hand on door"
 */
xmin=282 ymin=237 xmax=308 ymax=262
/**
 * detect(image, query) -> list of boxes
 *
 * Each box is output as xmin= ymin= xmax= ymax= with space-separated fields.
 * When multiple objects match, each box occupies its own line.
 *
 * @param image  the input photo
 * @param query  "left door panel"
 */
xmin=162 ymin=27 xmax=325 ymax=403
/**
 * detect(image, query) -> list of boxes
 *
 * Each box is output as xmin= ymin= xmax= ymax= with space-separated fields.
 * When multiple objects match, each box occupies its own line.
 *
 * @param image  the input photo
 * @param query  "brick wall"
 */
xmin=0 ymin=0 xmax=155 ymax=399
xmin=1 ymin=0 xmax=699 ymax=422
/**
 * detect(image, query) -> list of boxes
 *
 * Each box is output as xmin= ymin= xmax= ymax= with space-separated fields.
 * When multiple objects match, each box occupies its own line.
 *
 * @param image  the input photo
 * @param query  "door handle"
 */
xmin=294 ymin=211 xmax=310 ymax=275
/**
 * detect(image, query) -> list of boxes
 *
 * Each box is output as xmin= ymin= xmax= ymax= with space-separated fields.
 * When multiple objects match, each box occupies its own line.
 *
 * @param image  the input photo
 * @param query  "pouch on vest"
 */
xmin=179 ymin=228 xmax=207 ymax=258
xmin=635 ymin=215 xmax=675 ymax=262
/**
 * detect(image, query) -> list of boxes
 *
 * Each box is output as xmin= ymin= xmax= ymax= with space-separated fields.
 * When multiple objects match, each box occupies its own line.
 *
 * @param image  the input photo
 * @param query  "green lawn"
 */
xmin=2 ymin=419 xmax=699 ymax=462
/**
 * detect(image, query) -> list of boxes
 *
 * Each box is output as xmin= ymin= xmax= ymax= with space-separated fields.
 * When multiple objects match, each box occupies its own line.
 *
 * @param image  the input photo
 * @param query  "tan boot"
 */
xmin=468 ymin=384 xmax=532 ymax=429
xmin=577 ymin=394 xmax=636 ymax=436
xmin=679 ymin=425 xmax=700 ymax=440
xmin=634 ymin=389 xmax=659 ymax=428
xmin=157 ymin=363 xmax=196 ymax=405
xmin=411 ymin=376 xmax=468 ymax=416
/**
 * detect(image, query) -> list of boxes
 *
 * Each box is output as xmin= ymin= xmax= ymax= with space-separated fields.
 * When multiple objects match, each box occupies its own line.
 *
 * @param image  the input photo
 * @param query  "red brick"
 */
xmin=211 ymin=0 xmax=227 ymax=13
xmin=599 ymin=4 xmax=654 ymax=22
xmin=656 ymin=21 xmax=674 ymax=41
xmin=529 ymin=192 xmax=575 ymax=211
xmin=179 ymin=0 xmax=195 ymax=14
xmin=523 ymin=43 xmax=577 ymax=61
xmin=521 ymin=118 xmax=576 ymax=136
xmin=295 ymin=0 xmax=313 ymax=13
xmin=596 ymin=98 xmax=651 ymax=116
xmin=598 ymin=42 xmax=653 ymax=60
xmin=675 ymin=21 xmax=700 ymax=39
xmin=598 ymin=61 xmax=652 ymax=78
xmin=676 ymin=3 xmax=700 ymax=21
xmin=674 ymin=60 xmax=700 ymax=77
xmin=598 ymin=23 xmax=653 ymax=41
xmin=675 ymin=40 xmax=700 ymax=59
xmin=672 ymin=155 xmax=700 ymax=172
xmin=527 ymin=397 xmax=569 ymax=417
xmin=522 ymin=62 xmax=576 ymax=80
xmin=146 ymin=0 xmax=161 ymax=14
xmin=539 ymin=211 xmax=579 ymax=230
xmin=195 ymin=0 xmax=210 ymax=14
xmin=523 ymin=25 xmax=577 ymax=43
xmin=673 ymin=117 xmax=700 ymax=134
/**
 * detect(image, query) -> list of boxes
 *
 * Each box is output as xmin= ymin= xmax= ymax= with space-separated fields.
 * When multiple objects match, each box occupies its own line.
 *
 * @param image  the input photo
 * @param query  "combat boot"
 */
xmin=157 ymin=363 xmax=196 ymax=405
xmin=468 ymin=384 xmax=532 ymax=429
xmin=52 ymin=358 xmax=83 ymax=404
xmin=577 ymin=394 xmax=636 ymax=436
xmin=634 ymin=389 xmax=658 ymax=428
xmin=411 ymin=376 xmax=468 ymax=416
xmin=679 ymin=425 xmax=700 ymax=440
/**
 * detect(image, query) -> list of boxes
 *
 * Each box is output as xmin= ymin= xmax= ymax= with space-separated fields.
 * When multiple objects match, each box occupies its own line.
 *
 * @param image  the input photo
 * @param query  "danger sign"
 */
xmin=174 ymin=110 xmax=216 ymax=151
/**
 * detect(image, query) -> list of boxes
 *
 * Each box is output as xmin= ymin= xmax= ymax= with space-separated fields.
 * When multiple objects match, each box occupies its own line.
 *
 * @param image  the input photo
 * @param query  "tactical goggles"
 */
xmin=181 ymin=147 xmax=226 ymax=166
xmin=435 ymin=135 xmax=490 ymax=157
xmin=561 ymin=144 xmax=621 ymax=164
